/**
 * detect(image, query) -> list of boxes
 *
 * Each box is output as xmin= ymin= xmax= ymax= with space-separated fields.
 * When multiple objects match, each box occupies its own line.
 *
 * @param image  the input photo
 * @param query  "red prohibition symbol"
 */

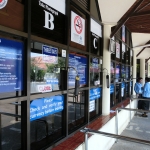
xmin=74 ymin=16 xmax=83 ymax=34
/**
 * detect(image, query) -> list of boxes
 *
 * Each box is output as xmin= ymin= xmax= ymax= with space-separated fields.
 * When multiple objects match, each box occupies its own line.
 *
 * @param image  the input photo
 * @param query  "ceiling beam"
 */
xmin=146 ymin=57 xmax=150 ymax=63
xmin=136 ymin=40 xmax=150 ymax=57
xmin=131 ymin=11 xmax=150 ymax=17
xmin=110 ymin=0 xmax=145 ymax=38
xmin=135 ymin=1 xmax=150 ymax=12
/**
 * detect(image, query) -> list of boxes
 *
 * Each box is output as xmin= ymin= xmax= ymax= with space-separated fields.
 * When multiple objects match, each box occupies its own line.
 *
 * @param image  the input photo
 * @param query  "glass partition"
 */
xmin=30 ymin=42 xmax=66 ymax=94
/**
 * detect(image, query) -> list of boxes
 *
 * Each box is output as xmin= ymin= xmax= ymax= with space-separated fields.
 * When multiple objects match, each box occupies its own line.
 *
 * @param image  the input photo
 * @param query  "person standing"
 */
xmin=142 ymin=77 xmax=150 ymax=117
xmin=134 ymin=77 xmax=143 ymax=109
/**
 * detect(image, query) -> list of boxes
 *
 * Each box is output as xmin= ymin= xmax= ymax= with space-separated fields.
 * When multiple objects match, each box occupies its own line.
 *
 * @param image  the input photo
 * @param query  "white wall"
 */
xmin=75 ymin=100 xmax=137 ymax=150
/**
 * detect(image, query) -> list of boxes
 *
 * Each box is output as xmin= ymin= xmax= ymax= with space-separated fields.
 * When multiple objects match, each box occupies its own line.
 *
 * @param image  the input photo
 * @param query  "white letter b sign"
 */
xmin=43 ymin=10 xmax=54 ymax=30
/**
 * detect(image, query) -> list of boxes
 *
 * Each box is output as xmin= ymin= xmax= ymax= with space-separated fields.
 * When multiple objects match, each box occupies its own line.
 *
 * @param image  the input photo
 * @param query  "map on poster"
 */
xmin=30 ymin=95 xmax=64 ymax=121
xmin=68 ymin=54 xmax=87 ymax=86
xmin=71 ymin=11 xmax=85 ymax=46
xmin=0 ymin=38 xmax=23 ymax=93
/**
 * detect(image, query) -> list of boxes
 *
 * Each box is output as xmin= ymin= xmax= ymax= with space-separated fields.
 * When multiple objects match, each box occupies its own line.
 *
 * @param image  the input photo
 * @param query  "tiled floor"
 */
xmin=50 ymin=99 xmax=130 ymax=150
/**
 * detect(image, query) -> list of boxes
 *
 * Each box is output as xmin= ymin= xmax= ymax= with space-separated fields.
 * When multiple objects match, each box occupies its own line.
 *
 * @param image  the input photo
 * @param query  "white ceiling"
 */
xmin=98 ymin=0 xmax=136 ymax=25
xmin=132 ymin=33 xmax=150 ymax=59
xmin=98 ymin=0 xmax=150 ymax=60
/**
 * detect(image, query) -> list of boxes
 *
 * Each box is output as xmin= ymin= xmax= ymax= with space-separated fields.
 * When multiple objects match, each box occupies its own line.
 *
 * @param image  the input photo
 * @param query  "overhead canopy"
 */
xmin=98 ymin=0 xmax=150 ymax=60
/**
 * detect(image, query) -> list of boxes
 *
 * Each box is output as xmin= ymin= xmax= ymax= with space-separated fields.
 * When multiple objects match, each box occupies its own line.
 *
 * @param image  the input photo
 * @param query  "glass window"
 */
xmin=90 ymin=57 xmax=101 ymax=86
xmin=115 ymin=63 xmax=120 ymax=82
xmin=30 ymin=95 xmax=64 ymax=148
xmin=0 ymin=37 xmax=25 ymax=99
xmin=121 ymin=65 xmax=126 ymax=79
xmin=89 ymin=87 xmax=102 ymax=120
xmin=68 ymin=53 xmax=87 ymax=88
xmin=126 ymin=66 xmax=130 ymax=80
xmin=122 ymin=43 xmax=125 ymax=62
xmin=110 ymin=84 xmax=115 ymax=107
xmin=30 ymin=42 xmax=66 ymax=94
xmin=1 ymin=102 xmax=21 ymax=150
xmin=110 ymin=62 xmax=115 ymax=83
xmin=68 ymin=90 xmax=86 ymax=133
xmin=116 ymin=83 xmax=121 ymax=103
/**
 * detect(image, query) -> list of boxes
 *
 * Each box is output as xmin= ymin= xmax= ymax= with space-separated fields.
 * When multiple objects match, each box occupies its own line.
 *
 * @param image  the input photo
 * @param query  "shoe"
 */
xmin=142 ymin=114 xmax=148 ymax=117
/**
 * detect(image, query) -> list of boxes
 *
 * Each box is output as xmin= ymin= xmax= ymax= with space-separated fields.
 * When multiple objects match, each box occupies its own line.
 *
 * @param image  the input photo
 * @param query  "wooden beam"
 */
xmin=136 ymin=40 xmax=150 ymax=57
xmin=136 ymin=1 xmax=150 ymax=12
xmin=146 ymin=57 xmax=150 ymax=63
xmin=136 ymin=47 xmax=146 ymax=57
xmin=110 ymin=0 xmax=145 ymax=38
xmin=131 ymin=11 xmax=150 ymax=17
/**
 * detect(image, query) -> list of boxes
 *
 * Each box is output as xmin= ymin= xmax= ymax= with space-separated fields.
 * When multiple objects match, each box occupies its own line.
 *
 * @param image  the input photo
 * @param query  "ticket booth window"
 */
xmin=111 ymin=62 xmax=115 ymax=83
xmin=110 ymin=84 xmax=115 ymax=107
xmin=90 ymin=58 xmax=101 ymax=86
xmin=116 ymin=83 xmax=121 ymax=103
xmin=89 ymin=87 xmax=102 ymax=120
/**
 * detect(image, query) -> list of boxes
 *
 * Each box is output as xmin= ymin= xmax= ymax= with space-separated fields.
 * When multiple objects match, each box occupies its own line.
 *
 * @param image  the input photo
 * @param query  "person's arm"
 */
xmin=134 ymin=83 xmax=137 ymax=93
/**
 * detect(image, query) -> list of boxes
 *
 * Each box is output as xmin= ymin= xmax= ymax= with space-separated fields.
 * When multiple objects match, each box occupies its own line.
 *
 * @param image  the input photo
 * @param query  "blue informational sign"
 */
xmin=121 ymin=82 xmax=125 ymax=88
xmin=110 ymin=84 xmax=114 ymax=94
xmin=30 ymin=95 xmax=64 ymax=121
xmin=46 ymin=79 xmax=59 ymax=84
xmin=42 ymin=45 xmax=58 ymax=57
xmin=69 ymin=54 xmax=87 ymax=86
xmin=0 ymin=38 xmax=23 ymax=93
xmin=90 ymin=87 xmax=102 ymax=101
xmin=92 ymin=58 xmax=98 ymax=68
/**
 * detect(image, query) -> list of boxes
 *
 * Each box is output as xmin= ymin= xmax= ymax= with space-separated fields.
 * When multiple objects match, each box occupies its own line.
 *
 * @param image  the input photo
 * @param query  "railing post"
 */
xmin=129 ymin=99 xmax=132 ymax=122
xmin=85 ymin=132 xmax=88 ymax=150
xmin=115 ymin=108 xmax=118 ymax=136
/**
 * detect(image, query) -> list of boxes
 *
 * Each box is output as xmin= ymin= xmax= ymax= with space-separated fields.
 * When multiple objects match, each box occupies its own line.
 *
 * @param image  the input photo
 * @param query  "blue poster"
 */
xmin=110 ymin=84 xmax=114 ymax=94
xmin=30 ymin=95 xmax=64 ymax=121
xmin=90 ymin=87 xmax=102 ymax=101
xmin=69 ymin=54 xmax=87 ymax=86
xmin=0 ymin=38 xmax=23 ymax=93
xmin=121 ymin=82 xmax=125 ymax=88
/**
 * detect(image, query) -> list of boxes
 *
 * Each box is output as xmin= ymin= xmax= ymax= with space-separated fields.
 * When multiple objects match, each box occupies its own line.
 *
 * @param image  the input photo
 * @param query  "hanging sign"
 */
xmin=116 ymin=42 xmax=120 ymax=59
xmin=71 ymin=11 xmax=85 ymax=45
xmin=42 ymin=45 xmax=58 ymax=64
xmin=31 ymin=0 xmax=66 ymax=44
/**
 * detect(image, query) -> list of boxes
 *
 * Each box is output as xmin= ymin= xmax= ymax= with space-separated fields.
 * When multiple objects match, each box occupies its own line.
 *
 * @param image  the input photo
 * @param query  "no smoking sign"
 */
xmin=74 ymin=16 xmax=83 ymax=34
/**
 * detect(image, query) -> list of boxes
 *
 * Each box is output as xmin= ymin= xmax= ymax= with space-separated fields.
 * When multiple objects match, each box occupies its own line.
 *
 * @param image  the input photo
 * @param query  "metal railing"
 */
xmin=80 ymin=96 xmax=150 ymax=150
xmin=80 ymin=128 xmax=150 ymax=150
